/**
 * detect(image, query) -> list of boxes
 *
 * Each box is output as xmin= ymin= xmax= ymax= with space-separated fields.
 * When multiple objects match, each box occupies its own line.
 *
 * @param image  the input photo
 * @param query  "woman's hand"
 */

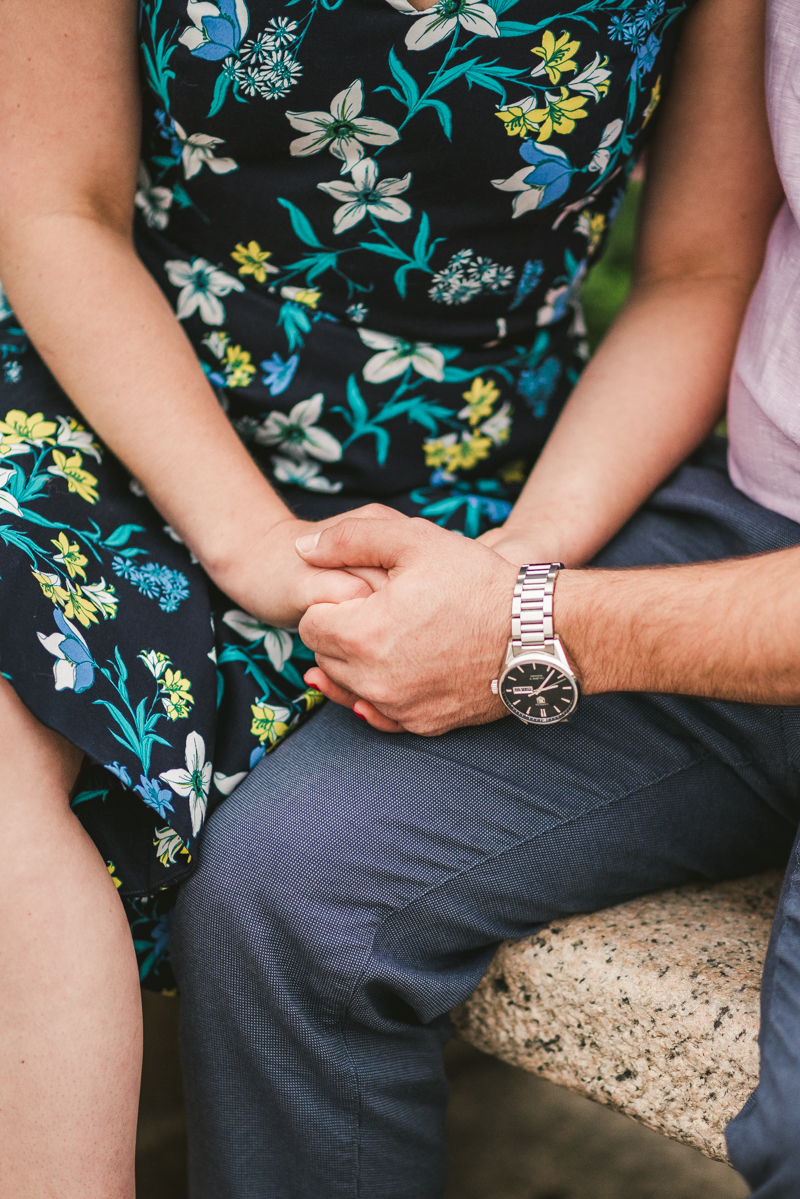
xmin=477 ymin=520 xmax=565 ymax=569
xmin=216 ymin=503 xmax=399 ymax=629
xmin=296 ymin=516 xmax=517 ymax=736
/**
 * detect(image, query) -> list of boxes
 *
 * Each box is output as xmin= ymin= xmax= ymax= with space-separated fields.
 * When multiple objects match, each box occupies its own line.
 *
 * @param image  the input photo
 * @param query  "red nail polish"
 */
xmin=354 ymin=712 xmax=367 ymax=721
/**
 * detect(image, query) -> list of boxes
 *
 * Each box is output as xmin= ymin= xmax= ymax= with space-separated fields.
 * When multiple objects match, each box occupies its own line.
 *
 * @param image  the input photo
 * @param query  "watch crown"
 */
xmin=490 ymin=679 xmax=499 ymax=695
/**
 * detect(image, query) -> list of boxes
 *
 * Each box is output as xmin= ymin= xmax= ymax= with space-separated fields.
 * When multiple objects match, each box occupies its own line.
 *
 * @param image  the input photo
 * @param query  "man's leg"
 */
xmin=726 ymin=812 xmax=800 ymax=1196
xmin=173 ymin=691 xmax=796 ymax=1199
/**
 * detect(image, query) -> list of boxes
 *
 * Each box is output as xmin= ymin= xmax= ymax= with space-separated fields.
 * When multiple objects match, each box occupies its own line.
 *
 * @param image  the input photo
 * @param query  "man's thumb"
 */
xmin=295 ymin=516 xmax=421 ymax=571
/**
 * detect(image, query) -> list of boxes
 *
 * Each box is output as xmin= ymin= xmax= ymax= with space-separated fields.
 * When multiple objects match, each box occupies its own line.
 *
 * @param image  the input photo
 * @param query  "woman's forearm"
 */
xmin=497 ymin=271 xmax=748 ymax=566
xmin=0 ymin=212 xmax=292 ymax=589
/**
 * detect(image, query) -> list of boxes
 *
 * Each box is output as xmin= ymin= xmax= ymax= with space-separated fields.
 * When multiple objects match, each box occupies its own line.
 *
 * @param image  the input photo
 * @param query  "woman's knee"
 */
xmin=0 ymin=677 xmax=83 ymax=818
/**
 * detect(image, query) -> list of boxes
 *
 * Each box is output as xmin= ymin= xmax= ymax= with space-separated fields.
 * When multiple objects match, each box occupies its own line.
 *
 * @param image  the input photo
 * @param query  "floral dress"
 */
xmin=0 ymin=0 xmax=692 ymax=988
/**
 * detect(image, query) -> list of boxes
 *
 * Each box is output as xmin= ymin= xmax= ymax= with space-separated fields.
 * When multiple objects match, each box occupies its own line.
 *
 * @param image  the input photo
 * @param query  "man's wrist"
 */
xmin=553 ymin=569 xmax=599 ymax=695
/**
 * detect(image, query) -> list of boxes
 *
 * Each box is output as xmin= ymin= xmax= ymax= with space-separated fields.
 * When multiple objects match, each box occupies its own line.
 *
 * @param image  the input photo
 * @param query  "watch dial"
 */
xmin=500 ymin=660 xmax=577 ymax=725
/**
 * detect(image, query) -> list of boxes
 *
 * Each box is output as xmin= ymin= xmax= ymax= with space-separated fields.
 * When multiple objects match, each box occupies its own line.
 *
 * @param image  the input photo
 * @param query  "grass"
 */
xmin=582 ymin=180 xmax=641 ymax=353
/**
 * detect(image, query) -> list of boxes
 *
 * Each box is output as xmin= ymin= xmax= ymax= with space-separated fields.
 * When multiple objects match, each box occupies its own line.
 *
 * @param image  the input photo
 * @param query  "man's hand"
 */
xmin=295 ymin=517 xmax=518 ymax=735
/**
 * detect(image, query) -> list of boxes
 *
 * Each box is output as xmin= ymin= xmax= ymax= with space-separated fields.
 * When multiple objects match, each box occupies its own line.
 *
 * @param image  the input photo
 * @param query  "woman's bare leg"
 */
xmin=0 ymin=677 xmax=141 ymax=1199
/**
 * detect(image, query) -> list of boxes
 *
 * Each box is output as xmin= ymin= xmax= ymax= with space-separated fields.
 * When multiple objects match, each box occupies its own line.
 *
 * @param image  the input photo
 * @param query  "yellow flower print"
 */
xmin=496 ymin=97 xmax=541 ymax=139
xmin=62 ymin=587 xmax=100 ymax=628
xmin=302 ymin=689 xmax=325 ymax=712
xmin=47 ymin=450 xmax=100 ymax=504
xmin=0 ymin=409 xmax=57 ymax=447
xmin=280 ymin=285 xmax=321 ymax=309
xmin=159 ymin=667 xmax=195 ymax=721
xmin=458 ymin=377 xmax=500 ymax=427
xmin=528 ymin=88 xmax=589 ymax=142
xmin=531 ymin=30 xmax=581 ymax=85
xmin=577 ymin=210 xmax=606 ymax=255
xmin=153 ymin=826 xmax=192 ymax=868
xmin=250 ymin=702 xmax=291 ymax=746
xmin=424 ymin=432 xmax=493 ymax=473
xmin=32 ymin=569 xmax=71 ymax=607
xmin=499 ymin=459 xmax=527 ymax=485
xmin=224 ymin=343 xmax=257 ymax=388
xmin=642 ymin=75 xmax=662 ymax=128
xmin=107 ymin=861 xmax=122 ymax=889
xmin=51 ymin=531 xmax=88 ymax=580
xmin=231 ymin=240 xmax=279 ymax=284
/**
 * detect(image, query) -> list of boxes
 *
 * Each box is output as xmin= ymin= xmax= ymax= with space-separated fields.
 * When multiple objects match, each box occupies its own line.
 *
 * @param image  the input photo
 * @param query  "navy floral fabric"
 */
xmin=0 ymin=0 xmax=692 ymax=988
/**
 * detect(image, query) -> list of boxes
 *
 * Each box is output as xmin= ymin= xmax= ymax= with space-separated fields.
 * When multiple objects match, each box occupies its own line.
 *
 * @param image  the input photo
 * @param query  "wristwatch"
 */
xmin=491 ymin=562 xmax=580 ymax=726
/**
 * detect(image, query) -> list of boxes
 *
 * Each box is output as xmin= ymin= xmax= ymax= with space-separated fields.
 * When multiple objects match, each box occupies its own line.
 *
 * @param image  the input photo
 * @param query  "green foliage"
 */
xmin=582 ymin=180 xmax=641 ymax=353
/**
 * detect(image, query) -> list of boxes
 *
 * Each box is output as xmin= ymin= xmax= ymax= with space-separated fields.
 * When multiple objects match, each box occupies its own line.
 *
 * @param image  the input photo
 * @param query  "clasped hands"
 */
xmin=282 ymin=506 xmax=530 ymax=736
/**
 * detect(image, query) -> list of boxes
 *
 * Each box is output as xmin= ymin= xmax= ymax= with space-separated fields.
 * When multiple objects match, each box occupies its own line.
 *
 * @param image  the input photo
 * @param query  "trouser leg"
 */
xmin=726 ymin=822 xmax=800 ymax=1197
xmin=172 ymin=695 xmax=796 ymax=1199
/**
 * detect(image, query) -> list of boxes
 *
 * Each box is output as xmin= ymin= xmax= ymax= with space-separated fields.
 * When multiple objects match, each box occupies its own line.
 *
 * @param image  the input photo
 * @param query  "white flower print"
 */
xmin=588 ymin=118 xmax=623 ymax=172
xmin=253 ymin=393 xmax=343 ymax=462
xmin=568 ymin=52 xmax=613 ymax=100
xmin=54 ymin=416 xmax=102 ymax=462
xmin=222 ymin=610 xmax=295 ymax=671
xmin=164 ymin=258 xmax=245 ymax=325
xmin=80 ymin=579 xmax=119 ymax=618
xmin=404 ymin=0 xmax=498 ymax=52
xmin=264 ymin=16 xmax=298 ymax=47
xmin=271 ymin=456 xmax=343 ymax=493
xmin=318 ymin=159 xmax=412 ymax=235
xmin=286 ymin=80 xmax=400 ymax=174
xmin=134 ymin=163 xmax=173 ymax=231
xmin=358 ymin=329 xmax=445 ymax=384
xmin=179 ymin=0 xmax=249 ymax=53
xmin=159 ymin=731 xmax=212 ymax=836
xmin=479 ymin=401 xmax=512 ymax=445
xmin=138 ymin=650 xmax=171 ymax=680
xmin=172 ymin=119 xmax=238 ymax=180
xmin=0 ymin=467 xmax=22 ymax=516
xmin=428 ymin=250 xmax=514 ymax=305
xmin=212 ymin=770 xmax=249 ymax=796
xmin=262 ymin=49 xmax=302 ymax=93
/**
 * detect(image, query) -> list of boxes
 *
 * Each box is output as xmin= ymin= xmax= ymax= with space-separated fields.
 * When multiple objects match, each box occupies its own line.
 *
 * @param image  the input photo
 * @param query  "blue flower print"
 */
xmin=105 ymin=761 xmax=133 ymax=788
xmin=632 ymin=33 xmax=660 ymax=79
xmin=37 ymin=608 xmax=95 ymax=694
xmin=112 ymin=558 xmax=190 ymax=613
xmin=179 ymin=0 xmax=249 ymax=61
xmin=134 ymin=775 xmax=176 ymax=819
xmin=261 ymin=352 xmax=300 ymax=395
xmin=492 ymin=142 xmax=573 ymax=219
xmin=508 ymin=259 xmax=545 ymax=311
xmin=517 ymin=357 xmax=562 ymax=417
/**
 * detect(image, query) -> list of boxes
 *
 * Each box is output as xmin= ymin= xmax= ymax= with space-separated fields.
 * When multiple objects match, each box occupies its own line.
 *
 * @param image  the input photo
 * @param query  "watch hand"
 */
xmin=532 ymin=669 xmax=555 ymax=695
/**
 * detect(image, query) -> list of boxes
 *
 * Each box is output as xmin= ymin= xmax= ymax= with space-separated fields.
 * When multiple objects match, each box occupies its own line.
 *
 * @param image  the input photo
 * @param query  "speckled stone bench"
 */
xmin=452 ymin=871 xmax=783 ymax=1163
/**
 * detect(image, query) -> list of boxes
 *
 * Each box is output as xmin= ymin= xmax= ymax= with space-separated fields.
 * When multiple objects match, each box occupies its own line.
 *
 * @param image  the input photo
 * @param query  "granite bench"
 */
xmin=452 ymin=871 xmax=783 ymax=1163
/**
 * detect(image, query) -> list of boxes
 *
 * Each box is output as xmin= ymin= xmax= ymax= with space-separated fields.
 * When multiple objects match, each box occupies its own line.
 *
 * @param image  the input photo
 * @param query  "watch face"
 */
xmin=499 ymin=657 xmax=578 ymax=725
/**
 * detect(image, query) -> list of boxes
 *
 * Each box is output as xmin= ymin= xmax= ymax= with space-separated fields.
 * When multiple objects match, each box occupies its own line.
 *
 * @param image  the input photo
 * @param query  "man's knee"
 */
xmin=173 ymin=766 xmax=379 ymax=1001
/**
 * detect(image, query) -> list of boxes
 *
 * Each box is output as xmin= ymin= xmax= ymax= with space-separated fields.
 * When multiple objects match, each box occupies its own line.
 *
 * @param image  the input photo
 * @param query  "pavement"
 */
xmin=137 ymin=992 xmax=750 ymax=1199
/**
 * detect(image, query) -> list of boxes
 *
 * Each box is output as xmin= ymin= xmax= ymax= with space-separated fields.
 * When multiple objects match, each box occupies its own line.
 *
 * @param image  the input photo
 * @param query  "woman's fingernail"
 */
xmin=296 ymin=531 xmax=321 ymax=553
xmin=354 ymin=711 xmax=367 ymax=721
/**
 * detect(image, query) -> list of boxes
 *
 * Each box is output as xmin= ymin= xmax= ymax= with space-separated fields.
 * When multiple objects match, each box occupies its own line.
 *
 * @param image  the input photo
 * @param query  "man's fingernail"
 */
xmin=354 ymin=711 xmax=367 ymax=721
xmin=296 ymin=532 xmax=321 ymax=553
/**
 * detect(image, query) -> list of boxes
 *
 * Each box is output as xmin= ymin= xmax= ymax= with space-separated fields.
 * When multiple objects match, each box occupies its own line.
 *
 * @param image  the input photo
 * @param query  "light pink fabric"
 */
xmin=727 ymin=0 xmax=800 ymax=521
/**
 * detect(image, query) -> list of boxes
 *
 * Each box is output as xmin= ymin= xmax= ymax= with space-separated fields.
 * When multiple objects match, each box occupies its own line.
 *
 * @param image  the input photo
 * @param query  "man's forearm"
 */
xmin=556 ymin=548 xmax=800 ymax=705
